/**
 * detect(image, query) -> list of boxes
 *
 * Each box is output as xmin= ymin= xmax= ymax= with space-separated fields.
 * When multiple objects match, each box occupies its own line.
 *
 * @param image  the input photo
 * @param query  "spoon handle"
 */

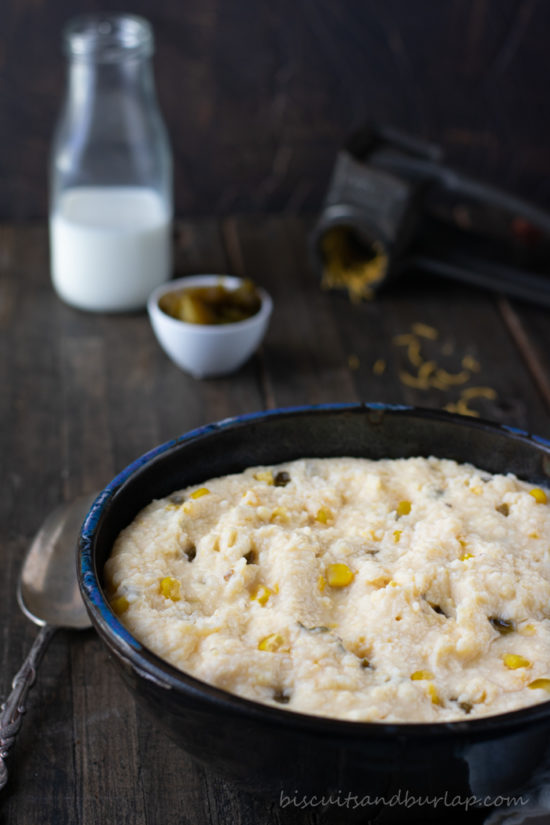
xmin=0 ymin=624 xmax=56 ymax=791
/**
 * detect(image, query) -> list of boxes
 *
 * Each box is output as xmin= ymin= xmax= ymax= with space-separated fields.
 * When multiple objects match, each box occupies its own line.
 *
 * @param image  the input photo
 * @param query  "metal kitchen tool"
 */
xmin=312 ymin=124 xmax=550 ymax=305
xmin=0 ymin=492 xmax=96 ymax=791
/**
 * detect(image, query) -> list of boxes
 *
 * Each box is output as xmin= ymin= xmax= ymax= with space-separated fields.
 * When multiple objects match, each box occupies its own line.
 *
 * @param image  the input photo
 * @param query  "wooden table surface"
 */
xmin=1 ymin=216 xmax=550 ymax=825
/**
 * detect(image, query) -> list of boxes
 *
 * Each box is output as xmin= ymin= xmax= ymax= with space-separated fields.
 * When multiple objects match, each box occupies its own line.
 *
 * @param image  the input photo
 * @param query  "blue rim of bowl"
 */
xmin=147 ymin=274 xmax=273 ymax=333
xmin=79 ymin=402 xmax=550 ymax=740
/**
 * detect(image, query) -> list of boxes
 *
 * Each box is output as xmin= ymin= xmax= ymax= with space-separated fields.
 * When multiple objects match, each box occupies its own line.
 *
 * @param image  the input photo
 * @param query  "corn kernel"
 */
xmin=190 ymin=487 xmax=210 ymax=499
xmin=159 ymin=576 xmax=181 ymax=601
xmin=252 ymin=585 xmax=272 ymax=606
xmin=470 ymin=486 xmax=483 ymax=495
xmin=503 ymin=653 xmax=531 ymax=670
xmin=412 ymin=322 xmax=438 ymax=340
xmin=427 ymin=683 xmax=441 ymax=705
xmin=258 ymin=633 xmax=286 ymax=652
xmin=393 ymin=529 xmax=402 ymax=543
xmin=529 ymin=531 xmax=540 ymax=539
xmin=530 ymin=488 xmax=547 ymax=504
xmin=254 ymin=470 xmax=274 ymax=484
xmin=318 ymin=574 xmax=326 ymax=593
xmin=528 ymin=678 xmax=550 ymax=692
xmin=111 ymin=595 xmax=129 ymax=615
xmin=316 ymin=507 xmax=332 ymax=524
xmin=270 ymin=506 xmax=289 ymax=523
xmin=326 ymin=563 xmax=354 ymax=588
xmin=460 ymin=553 xmax=474 ymax=561
xmin=407 ymin=340 xmax=422 ymax=368
xmin=522 ymin=623 xmax=536 ymax=636
xmin=411 ymin=670 xmax=434 ymax=681
xmin=369 ymin=575 xmax=391 ymax=588
xmin=396 ymin=500 xmax=411 ymax=517
xmin=462 ymin=354 xmax=480 ymax=372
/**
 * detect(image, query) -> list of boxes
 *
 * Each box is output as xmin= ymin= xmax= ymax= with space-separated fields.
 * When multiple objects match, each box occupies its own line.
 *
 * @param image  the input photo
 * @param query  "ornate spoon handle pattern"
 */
xmin=0 ymin=625 xmax=56 ymax=790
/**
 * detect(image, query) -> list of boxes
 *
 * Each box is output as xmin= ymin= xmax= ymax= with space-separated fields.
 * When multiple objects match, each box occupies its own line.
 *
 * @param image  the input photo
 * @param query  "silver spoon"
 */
xmin=0 ymin=492 xmax=96 ymax=790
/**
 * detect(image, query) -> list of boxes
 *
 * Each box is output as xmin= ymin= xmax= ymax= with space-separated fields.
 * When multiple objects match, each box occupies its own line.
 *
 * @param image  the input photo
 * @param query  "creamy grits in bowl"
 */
xmin=105 ymin=455 xmax=550 ymax=724
xmin=79 ymin=404 xmax=550 ymax=814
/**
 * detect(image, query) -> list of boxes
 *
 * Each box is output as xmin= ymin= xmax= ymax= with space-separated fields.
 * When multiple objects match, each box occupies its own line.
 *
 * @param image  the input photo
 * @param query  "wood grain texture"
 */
xmin=0 ymin=0 xmax=549 ymax=219
xmin=497 ymin=296 xmax=550 ymax=413
xmin=0 ymin=218 xmax=549 ymax=825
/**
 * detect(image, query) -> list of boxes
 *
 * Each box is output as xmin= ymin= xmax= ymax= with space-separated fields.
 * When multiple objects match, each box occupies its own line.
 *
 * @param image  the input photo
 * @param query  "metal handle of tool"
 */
xmin=371 ymin=149 xmax=550 ymax=236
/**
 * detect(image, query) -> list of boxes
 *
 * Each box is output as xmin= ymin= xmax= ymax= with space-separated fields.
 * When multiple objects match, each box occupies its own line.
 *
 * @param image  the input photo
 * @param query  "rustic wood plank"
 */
xmin=0 ymin=227 xmax=93 ymax=825
xmin=73 ymin=643 xmax=149 ymax=825
xmin=202 ymin=778 xmax=324 ymax=825
xmin=55 ymin=329 xmax=148 ymax=825
xmin=497 ymin=297 xmax=550 ymax=417
xmin=1 ymin=633 xmax=82 ymax=825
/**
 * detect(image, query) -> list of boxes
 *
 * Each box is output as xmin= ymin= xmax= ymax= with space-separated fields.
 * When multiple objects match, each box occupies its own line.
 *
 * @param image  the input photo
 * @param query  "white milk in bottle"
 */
xmin=50 ymin=186 xmax=171 ymax=312
xmin=49 ymin=15 xmax=173 ymax=312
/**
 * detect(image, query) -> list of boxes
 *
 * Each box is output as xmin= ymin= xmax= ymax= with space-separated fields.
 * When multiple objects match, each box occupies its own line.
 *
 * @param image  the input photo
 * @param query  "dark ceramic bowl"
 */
xmin=79 ymin=404 xmax=550 ymax=823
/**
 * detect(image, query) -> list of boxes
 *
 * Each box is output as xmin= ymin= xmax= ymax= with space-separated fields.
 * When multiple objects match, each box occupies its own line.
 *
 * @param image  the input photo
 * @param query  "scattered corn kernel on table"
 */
xmin=2 ymin=217 xmax=550 ymax=825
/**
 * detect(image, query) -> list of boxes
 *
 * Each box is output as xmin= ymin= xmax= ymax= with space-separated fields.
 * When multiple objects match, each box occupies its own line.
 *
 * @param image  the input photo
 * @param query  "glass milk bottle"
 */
xmin=49 ymin=14 xmax=173 ymax=312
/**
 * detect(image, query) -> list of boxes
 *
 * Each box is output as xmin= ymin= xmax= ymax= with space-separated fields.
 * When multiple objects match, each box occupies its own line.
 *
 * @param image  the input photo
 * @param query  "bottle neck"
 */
xmin=63 ymin=14 xmax=156 ymax=102
xmin=63 ymin=14 xmax=154 ymax=62
xmin=51 ymin=14 xmax=171 ymax=202
xmin=67 ymin=55 xmax=155 ymax=101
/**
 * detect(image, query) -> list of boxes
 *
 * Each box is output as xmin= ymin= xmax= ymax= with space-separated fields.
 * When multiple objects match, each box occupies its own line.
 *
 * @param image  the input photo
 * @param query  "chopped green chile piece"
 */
xmin=429 ymin=603 xmax=448 ymax=617
xmin=273 ymin=688 xmax=291 ymax=704
xmin=274 ymin=471 xmax=291 ymax=487
xmin=169 ymin=492 xmax=185 ymax=504
xmin=489 ymin=616 xmax=516 ymax=635
xmin=159 ymin=280 xmax=262 ymax=325
xmin=185 ymin=545 xmax=197 ymax=562
xmin=298 ymin=622 xmax=329 ymax=633
xmin=495 ymin=503 xmax=510 ymax=516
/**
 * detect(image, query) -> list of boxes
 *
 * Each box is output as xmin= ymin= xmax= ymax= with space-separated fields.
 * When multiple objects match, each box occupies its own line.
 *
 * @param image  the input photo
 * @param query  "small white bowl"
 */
xmin=148 ymin=275 xmax=273 ymax=378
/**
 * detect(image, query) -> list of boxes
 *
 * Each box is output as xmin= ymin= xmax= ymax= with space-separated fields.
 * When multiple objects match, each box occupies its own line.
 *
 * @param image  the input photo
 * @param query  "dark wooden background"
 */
xmin=0 ymin=0 xmax=549 ymax=220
